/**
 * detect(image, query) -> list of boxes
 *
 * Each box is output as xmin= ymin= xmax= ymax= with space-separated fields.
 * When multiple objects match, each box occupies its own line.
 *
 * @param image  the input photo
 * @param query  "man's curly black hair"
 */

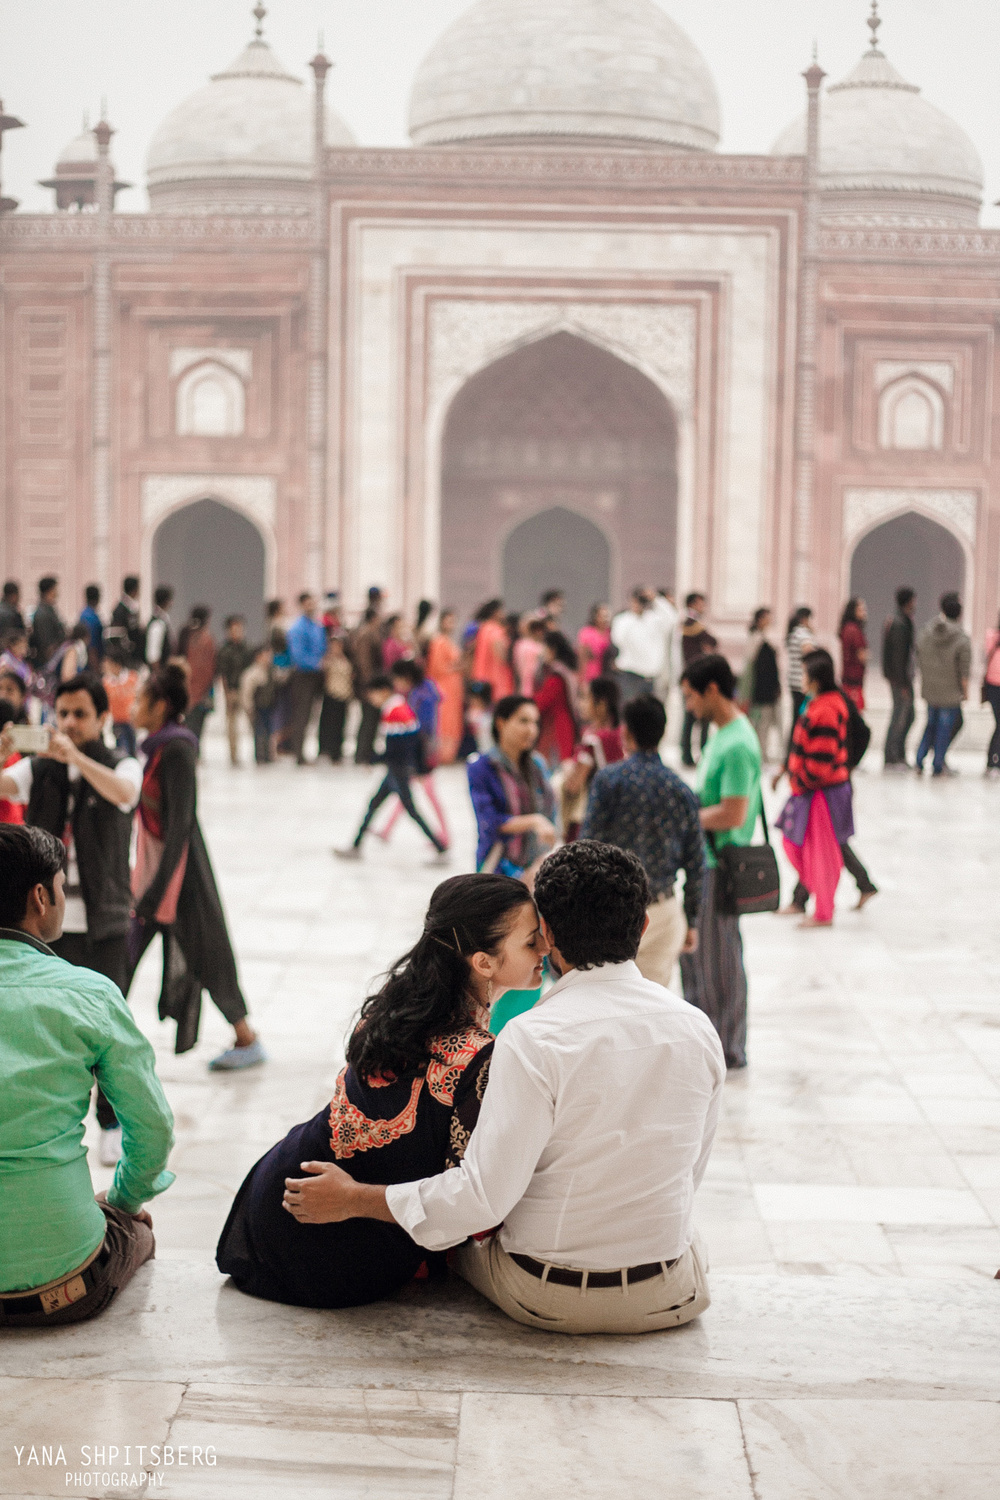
xmin=533 ymin=840 xmax=650 ymax=969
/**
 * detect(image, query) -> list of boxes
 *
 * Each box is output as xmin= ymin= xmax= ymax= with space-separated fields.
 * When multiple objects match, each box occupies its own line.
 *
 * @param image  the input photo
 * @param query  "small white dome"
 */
xmin=408 ymin=0 xmax=720 ymax=151
xmin=57 ymin=128 xmax=98 ymax=166
xmin=147 ymin=36 xmax=355 ymax=211
xmin=772 ymin=42 xmax=983 ymax=225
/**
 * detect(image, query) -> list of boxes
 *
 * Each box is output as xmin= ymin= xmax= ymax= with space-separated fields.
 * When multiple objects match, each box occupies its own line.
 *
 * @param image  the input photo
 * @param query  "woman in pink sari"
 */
xmin=472 ymin=599 xmax=514 ymax=704
xmin=775 ymin=649 xmax=852 ymax=927
xmin=576 ymin=603 xmax=612 ymax=683
xmin=426 ymin=610 xmax=464 ymax=764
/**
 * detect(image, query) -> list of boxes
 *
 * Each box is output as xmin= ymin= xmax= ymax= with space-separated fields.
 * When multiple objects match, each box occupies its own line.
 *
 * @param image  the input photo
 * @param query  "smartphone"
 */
xmin=7 ymin=725 xmax=51 ymax=754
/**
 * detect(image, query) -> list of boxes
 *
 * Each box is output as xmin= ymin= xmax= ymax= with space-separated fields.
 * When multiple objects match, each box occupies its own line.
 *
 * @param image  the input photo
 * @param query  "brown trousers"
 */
xmin=0 ymin=1202 xmax=154 ymax=1328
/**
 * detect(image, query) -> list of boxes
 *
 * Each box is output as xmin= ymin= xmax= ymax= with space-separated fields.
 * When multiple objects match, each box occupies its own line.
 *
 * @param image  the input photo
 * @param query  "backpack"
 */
xmin=839 ymin=690 xmax=871 ymax=770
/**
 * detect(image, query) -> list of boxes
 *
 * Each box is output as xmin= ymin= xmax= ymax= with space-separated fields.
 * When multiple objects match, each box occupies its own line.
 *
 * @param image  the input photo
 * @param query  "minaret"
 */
xmin=0 ymin=99 xmax=25 ymax=213
xmin=307 ymin=35 xmax=333 ymax=593
xmin=91 ymin=106 xmax=116 ymax=596
xmin=792 ymin=46 xmax=826 ymax=603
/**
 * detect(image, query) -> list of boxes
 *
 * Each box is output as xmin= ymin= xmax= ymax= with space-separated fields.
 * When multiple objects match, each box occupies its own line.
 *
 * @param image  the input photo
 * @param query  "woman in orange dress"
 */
xmin=472 ymin=599 xmax=515 ymax=705
xmin=426 ymin=610 xmax=464 ymax=764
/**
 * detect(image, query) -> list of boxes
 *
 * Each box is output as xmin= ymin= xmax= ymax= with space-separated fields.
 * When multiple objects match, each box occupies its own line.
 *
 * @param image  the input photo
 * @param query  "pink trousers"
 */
xmin=783 ymin=790 xmax=843 ymax=923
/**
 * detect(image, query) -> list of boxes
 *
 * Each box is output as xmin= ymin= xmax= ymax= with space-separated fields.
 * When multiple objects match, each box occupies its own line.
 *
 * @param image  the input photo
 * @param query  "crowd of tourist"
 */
xmin=0 ymin=563 xmax=995 ymax=1335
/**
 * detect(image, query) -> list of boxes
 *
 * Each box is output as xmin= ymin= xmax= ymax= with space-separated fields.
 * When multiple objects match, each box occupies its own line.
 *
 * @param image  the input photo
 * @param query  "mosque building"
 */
xmin=0 ymin=0 xmax=996 ymax=640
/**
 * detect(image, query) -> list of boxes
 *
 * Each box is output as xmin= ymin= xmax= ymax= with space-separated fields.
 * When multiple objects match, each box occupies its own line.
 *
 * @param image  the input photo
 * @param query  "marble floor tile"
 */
xmin=452 ymin=1395 xmax=753 ymax=1500
xmin=0 ymin=1377 xmax=184 ymax=1497
xmin=754 ymin=1183 xmax=992 ymax=1225
xmin=156 ymin=1385 xmax=458 ymax=1499
xmin=739 ymin=1399 xmax=1000 ymax=1500
xmin=763 ymin=1220 xmax=898 ymax=1268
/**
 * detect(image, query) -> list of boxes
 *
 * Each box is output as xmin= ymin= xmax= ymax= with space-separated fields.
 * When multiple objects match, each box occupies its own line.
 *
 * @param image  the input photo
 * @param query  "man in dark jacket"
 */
xmin=0 ymin=672 xmax=142 ymax=1167
xmin=882 ymin=586 xmax=917 ymax=769
xmin=29 ymin=576 xmax=65 ymax=668
xmin=0 ymin=581 xmax=24 ymax=638
xmin=680 ymin=593 xmax=717 ymax=767
xmin=110 ymin=575 xmax=144 ymax=669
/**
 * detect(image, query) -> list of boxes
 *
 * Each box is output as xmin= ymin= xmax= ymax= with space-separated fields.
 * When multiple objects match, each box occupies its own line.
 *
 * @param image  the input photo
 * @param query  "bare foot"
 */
xmin=777 ymin=904 xmax=807 ymax=917
xmin=797 ymin=917 xmax=833 ymax=929
xmin=855 ymin=890 xmax=878 ymax=910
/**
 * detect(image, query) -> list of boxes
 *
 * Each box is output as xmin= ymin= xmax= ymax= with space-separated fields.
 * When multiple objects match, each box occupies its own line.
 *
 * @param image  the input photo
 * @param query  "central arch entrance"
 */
xmin=440 ymin=331 xmax=678 ymax=633
xmin=152 ymin=498 xmax=266 ymax=634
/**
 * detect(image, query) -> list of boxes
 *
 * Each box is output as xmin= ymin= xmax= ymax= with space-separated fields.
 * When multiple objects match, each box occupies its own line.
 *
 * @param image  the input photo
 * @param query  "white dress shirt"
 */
xmin=610 ymin=599 xmax=674 ymax=680
xmin=386 ymin=960 xmax=726 ymax=1270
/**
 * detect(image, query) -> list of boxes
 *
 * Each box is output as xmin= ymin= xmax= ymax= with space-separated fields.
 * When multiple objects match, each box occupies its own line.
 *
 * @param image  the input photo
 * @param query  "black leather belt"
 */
xmin=511 ymin=1253 xmax=679 ymax=1289
xmin=0 ymin=1242 xmax=111 ymax=1317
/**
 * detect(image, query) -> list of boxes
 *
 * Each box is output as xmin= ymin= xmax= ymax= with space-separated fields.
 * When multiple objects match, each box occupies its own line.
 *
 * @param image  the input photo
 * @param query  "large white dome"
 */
xmin=772 ymin=40 xmax=983 ymax=226
xmin=408 ymin=0 xmax=720 ymax=150
xmin=147 ymin=35 xmax=355 ymax=213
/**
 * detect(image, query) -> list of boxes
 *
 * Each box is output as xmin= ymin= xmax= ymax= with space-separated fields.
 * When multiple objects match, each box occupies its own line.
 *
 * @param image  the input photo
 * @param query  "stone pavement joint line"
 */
xmin=3 ymin=719 xmax=1000 ymax=1498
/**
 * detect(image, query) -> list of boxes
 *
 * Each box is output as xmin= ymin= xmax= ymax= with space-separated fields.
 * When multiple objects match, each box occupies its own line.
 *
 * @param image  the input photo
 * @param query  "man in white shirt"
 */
xmin=0 ymin=672 xmax=143 ymax=1167
xmin=611 ymin=586 xmax=677 ymax=706
xmin=283 ymin=841 xmax=726 ymax=1335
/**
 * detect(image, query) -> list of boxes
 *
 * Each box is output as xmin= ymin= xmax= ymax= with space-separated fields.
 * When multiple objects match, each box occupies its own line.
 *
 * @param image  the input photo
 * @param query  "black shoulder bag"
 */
xmin=707 ymin=796 xmax=780 ymax=917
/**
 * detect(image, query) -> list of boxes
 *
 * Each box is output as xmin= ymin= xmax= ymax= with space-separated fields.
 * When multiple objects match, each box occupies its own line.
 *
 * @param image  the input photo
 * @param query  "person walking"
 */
xmin=0 ymin=580 xmax=24 ymax=638
xmin=0 ymin=824 xmax=174 ymax=1328
xmin=216 ymin=615 xmax=254 ymax=767
xmin=785 ymin=605 xmax=816 ymax=750
xmin=317 ymin=634 xmax=353 ymax=763
xmin=610 ymin=586 xmax=674 ymax=704
xmin=29 ymin=577 xmax=66 ymax=669
xmin=79 ymin=586 xmax=104 ymax=669
xmin=839 ymin=598 xmax=869 ymax=711
xmin=915 ymin=592 xmax=971 ymax=777
xmin=129 ymin=663 xmax=265 ymax=1069
xmin=577 ymin=603 xmax=613 ymax=683
xmin=110 ymin=576 xmax=144 ymax=669
xmin=472 ymin=599 xmax=515 ymax=705
xmin=775 ymin=650 xmax=853 ymax=927
xmin=144 ymin=586 xmax=176 ymax=669
xmin=739 ymin=608 xmax=782 ymax=762
xmin=350 ymin=606 xmax=385 ymax=766
xmin=678 ymin=654 xmax=762 ymax=1070
xmin=581 ymin=693 xmax=703 ymax=987
xmin=680 ymin=593 xmax=717 ymax=766
xmin=372 ymin=660 xmax=450 ymax=848
xmin=0 ymin=673 xmax=143 ymax=1164
xmin=535 ymin=631 xmax=579 ymax=767
xmin=983 ymin=610 xmax=1000 ymax=777
xmin=286 ymin=593 xmax=328 ymax=765
xmin=335 ymin=677 xmax=448 ymax=860
xmin=178 ymin=605 xmax=217 ymax=750
xmin=426 ymin=609 xmax=464 ymax=764
xmin=240 ymin=643 xmax=277 ymax=765
xmin=882 ymin=586 xmax=917 ymax=769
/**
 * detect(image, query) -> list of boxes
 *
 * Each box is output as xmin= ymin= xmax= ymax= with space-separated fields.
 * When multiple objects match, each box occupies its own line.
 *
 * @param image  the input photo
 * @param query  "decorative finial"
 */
xmin=867 ymin=0 xmax=881 ymax=51
xmin=253 ymin=3 xmax=266 ymax=39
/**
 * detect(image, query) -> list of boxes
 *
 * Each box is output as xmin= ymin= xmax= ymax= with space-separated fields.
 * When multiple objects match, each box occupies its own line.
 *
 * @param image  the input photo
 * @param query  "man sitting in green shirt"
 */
xmin=678 ymin=653 xmax=763 ymax=1071
xmin=0 ymin=824 xmax=174 ymax=1326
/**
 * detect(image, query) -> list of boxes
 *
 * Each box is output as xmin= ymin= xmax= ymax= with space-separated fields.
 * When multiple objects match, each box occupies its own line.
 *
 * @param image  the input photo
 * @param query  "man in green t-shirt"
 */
xmin=678 ymin=654 xmax=763 ymax=1069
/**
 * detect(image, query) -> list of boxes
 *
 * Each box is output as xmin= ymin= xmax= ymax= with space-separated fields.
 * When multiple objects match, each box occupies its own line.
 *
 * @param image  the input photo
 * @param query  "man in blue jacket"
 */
xmin=285 ymin=592 xmax=328 ymax=764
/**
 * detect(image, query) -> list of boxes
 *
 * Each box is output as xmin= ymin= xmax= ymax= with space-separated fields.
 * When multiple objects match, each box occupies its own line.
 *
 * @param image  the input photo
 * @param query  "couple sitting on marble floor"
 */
xmin=0 ymin=825 xmax=723 ymax=1337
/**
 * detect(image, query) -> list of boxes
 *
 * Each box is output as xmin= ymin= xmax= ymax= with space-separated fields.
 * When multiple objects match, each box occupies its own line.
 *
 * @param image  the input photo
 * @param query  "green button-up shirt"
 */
xmin=0 ymin=930 xmax=175 ymax=1291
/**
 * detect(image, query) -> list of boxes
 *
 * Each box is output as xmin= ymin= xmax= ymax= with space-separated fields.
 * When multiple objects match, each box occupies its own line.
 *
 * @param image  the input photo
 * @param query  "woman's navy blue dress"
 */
xmin=216 ymin=1024 xmax=493 ymax=1308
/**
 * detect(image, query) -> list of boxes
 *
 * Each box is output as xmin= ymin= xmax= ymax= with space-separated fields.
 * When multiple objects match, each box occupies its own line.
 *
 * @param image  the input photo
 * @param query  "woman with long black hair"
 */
xmin=129 ymin=662 xmax=263 ymax=1069
xmin=216 ymin=874 xmax=545 ymax=1308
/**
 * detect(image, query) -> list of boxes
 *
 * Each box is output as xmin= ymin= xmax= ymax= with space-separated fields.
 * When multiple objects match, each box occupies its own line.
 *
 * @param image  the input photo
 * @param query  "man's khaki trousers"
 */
xmin=636 ymin=893 xmax=688 ymax=989
xmin=453 ymin=1233 xmax=710 ymax=1335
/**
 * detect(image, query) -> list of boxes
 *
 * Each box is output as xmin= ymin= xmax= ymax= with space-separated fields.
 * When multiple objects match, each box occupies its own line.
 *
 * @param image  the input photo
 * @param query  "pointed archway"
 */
xmin=152 ymin=497 xmax=266 ymax=635
xmin=440 ymin=331 xmax=678 ymax=632
xmin=849 ymin=511 xmax=965 ymax=636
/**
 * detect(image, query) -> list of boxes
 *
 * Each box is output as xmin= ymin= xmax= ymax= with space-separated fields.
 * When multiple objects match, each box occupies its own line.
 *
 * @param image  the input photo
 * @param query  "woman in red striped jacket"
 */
xmin=775 ymin=649 xmax=854 ymax=927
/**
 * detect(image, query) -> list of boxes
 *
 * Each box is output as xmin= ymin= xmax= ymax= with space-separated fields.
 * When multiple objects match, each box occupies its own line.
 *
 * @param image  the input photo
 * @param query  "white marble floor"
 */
xmin=3 ymin=708 xmax=999 ymax=1498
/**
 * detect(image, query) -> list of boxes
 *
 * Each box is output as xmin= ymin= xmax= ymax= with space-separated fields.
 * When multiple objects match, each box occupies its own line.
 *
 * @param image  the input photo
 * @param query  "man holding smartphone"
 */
xmin=0 ymin=672 xmax=142 ymax=1166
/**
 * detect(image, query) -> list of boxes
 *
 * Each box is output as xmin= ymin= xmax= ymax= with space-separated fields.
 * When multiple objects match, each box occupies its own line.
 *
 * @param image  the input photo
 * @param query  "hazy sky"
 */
xmin=2 ymin=0 xmax=998 ymax=225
